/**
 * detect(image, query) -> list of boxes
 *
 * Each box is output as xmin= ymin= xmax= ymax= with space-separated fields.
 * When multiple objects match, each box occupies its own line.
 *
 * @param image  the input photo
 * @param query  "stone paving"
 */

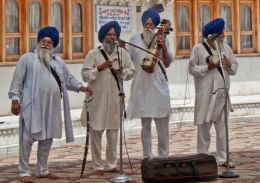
xmin=1 ymin=121 xmax=260 ymax=182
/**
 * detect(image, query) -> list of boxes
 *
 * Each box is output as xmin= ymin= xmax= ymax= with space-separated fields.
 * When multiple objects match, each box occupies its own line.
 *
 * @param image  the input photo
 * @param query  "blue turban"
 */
xmin=202 ymin=18 xmax=225 ymax=39
xmin=98 ymin=21 xmax=121 ymax=43
xmin=37 ymin=26 xmax=59 ymax=47
xmin=142 ymin=9 xmax=160 ymax=27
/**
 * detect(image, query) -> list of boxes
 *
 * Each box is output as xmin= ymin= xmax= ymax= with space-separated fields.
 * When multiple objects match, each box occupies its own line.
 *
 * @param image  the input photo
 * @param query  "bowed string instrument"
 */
xmin=118 ymin=20 xmax=173 ymax=73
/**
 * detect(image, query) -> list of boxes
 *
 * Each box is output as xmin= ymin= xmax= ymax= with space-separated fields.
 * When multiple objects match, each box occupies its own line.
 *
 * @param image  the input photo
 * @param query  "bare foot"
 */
xmin=106 ymin=167 xmax=120 ymax=173
xmin=19 ymin=176 xmax=35 ymax=183
xmin=92 ymin=169 xmax=105 ymax=175
xmin=219 ymin=161 xmax=236 ymax=169
xmin=38 ymin=173 xmax=60 ymax=180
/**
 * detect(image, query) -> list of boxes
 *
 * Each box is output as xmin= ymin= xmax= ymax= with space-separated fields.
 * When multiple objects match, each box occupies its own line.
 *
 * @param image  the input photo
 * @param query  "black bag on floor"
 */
xmin=141 ymin=153 xmax=218 ymax=183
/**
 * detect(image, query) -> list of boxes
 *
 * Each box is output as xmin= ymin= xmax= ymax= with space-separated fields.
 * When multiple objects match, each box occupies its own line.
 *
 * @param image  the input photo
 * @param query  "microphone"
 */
xmin=110 ymin=40 xmax=120 ymax=47
xmin=207 ymin=34 xmax=218 ymax=39
xmin=113 ymin=40 xmax=119 ymax=45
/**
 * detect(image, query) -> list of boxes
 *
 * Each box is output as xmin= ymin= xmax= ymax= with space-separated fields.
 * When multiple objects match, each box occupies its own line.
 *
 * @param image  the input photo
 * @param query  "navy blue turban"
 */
xmin=142 ymin=8 xmax=160 ymax=27
xmin=98 ymin=21 xmax=121 ymax=43
xmin=37 ymin=26 xmax=59 ymax=48
xmin=202 ymin=18 xmax=225 ymax=39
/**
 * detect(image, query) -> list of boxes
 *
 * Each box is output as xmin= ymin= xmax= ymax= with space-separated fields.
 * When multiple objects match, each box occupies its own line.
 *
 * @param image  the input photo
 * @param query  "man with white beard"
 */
xmin=82 ymin=21 xmax=135 ymax=174
xmin=126 ymin=9 xmax=174 ymax=159
xmin=9 ymin=26 xmax=92 ymax=183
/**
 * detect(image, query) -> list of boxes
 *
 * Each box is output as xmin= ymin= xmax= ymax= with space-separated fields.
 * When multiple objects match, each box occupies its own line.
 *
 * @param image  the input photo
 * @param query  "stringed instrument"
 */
xmin=141 ymin=22 xmax=172 ymax=73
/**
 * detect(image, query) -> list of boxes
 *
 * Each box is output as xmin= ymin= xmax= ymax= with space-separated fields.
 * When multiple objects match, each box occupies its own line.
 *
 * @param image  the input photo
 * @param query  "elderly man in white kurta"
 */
xmin=189 ymin=18 xmax=238 ymax=168
xmin=8 ymin=26 xmax=92 ymax=183
xmin=82 ymin=21 xmax=135 ymax=173
xmin=126 ymin=9 xmax=174 ymax=159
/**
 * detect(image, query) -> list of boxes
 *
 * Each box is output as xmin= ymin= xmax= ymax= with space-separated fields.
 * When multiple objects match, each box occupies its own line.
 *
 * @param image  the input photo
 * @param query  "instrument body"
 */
xmin=206 ymin=55 xmax=220 ymax=65
xmin=141 ymin=47 xmax=160 ymax=73
xmin=111 ymin=58 xmax=119 ymax=71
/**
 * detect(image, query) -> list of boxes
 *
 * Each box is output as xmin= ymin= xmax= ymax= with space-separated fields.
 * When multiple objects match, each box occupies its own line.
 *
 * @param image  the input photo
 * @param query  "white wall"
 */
xmin=167 ymin=57 xmax=260 ymax=100
xmin=1 ymin=56 xmax=260 ymax=116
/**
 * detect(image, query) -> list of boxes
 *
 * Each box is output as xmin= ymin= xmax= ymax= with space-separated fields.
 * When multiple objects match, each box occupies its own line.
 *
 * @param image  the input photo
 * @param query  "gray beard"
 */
xmin=37 ymin=45 xmax=53 ymax=71
xmin=142 ymin=29 xmax=156 ymax=48
xmin=103 ymin=42 xmax=115 ymax=55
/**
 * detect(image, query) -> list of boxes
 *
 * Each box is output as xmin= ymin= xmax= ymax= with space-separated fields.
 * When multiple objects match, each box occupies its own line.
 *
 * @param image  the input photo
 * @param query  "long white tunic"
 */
xmin=188 ymin=42 xmax=238 ymax=125
xmin=32 ymin=62 xmax=61 ymax=140
xmin=9 ymin=50 xmax=82 ymax=142
xmin=82 ymin=45 xmax=135 ymax=130
xmin=126 ymin=33 xmax=174 ymax=119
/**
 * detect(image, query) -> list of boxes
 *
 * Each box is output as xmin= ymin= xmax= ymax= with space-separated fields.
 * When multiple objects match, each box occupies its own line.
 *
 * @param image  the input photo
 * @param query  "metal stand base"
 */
xmin=110 ymin=174 xmax=132 ymax=183
xmin=219 ymin=170 xmax=240 ymax=178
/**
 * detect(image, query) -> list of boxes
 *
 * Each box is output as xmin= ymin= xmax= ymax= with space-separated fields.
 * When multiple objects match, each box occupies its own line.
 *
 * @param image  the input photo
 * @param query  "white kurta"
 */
xmin=32 ymin=62 xmax=61 ymax=140
xmin=9 ymin=50 xmax=83 ymax=142
xmin=188 ymin=42 xmax=238 ymax=125
xmin=82 ymin=45 xmax=135 ymax=130
xmin=126 ymin=33 xmax=174 ymax=119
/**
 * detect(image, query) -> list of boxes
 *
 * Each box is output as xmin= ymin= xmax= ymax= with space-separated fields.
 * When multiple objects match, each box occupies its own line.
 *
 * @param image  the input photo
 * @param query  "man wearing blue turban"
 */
xmin=9 ymin=26 xmax=92 ymax=182
xmin=82 ymin=21 xmax=135 ymax=174
xmin=189 ymin=18 xmax=238 ymax=168
xmin=126 ymin=8 xmax=174 ymax=159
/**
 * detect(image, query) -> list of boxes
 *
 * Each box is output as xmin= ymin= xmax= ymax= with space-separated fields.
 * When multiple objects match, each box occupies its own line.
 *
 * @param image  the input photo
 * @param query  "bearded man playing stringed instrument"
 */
xmin=126 ymin=8 xmax=174 ymax=159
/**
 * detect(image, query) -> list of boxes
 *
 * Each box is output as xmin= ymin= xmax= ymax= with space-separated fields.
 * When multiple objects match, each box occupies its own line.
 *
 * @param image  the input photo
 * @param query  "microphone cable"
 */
xmin=170 ymin=59 xmax=192 ymax=137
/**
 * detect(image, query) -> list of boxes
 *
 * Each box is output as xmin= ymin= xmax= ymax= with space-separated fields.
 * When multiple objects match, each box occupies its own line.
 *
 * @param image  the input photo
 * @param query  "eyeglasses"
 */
xmin=39 ymin=38 xmax=53 ymax=49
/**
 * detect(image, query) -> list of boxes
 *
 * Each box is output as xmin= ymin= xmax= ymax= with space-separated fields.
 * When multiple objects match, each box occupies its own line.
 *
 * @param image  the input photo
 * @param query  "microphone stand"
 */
xmin=214 ymin=38 xmax=239 ymax=178
xmin=110 ymin=44 xmax=132 ymax=183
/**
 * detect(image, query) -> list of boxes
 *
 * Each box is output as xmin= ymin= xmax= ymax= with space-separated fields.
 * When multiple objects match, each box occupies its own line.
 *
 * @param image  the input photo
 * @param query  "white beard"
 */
xmin=103 ymin=42 xmax=115 ymax=55
xmin=37 ymin=45 xmax=53 ymax=71
xmin=142 ymin=29 xmax=156 ymax=48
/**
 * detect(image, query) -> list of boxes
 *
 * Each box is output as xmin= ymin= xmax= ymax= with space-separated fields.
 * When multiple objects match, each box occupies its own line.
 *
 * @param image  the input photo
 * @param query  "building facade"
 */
xmin=0 ymin=0 xmax=260 ymax=116
xmin=174 ymin=0 xmax=260 ymax=56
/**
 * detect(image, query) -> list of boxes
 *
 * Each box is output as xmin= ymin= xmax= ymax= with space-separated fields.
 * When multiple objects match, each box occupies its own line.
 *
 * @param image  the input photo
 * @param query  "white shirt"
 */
xmin=189 ymin=42 xmax=238 ymax=125
xmin=126 ymin=33 xmax=174 ymax=119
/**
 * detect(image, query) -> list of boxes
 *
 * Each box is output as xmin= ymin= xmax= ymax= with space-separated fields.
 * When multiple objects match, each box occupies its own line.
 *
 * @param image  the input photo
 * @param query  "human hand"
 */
xmin=157 ymin=35 xmax=166 ymax=48
xmin=208 ymin=62 xmax=219 ymax=70
xmin=222 ymin=55 xmax=231 ymax=68
xmin=80 ymin=86 xmax=93 ymax=95
xmin=97 ymin=61 xmax=113 ymax=72
xmin=207 ymin=55 xmax=219 ymax=70
xmin=11 ymin=100 xmax=20 ymax=115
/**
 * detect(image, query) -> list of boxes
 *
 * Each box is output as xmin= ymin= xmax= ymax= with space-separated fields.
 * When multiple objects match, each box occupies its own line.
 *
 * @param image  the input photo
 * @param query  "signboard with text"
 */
xmin=95 ymin=5 xmax=132 ymax=32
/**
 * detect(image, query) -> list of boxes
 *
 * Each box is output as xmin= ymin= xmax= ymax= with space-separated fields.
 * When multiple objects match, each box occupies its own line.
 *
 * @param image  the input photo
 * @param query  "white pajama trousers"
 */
xmin=19 ymin=122 xmax=53 ymax=177
xmin=90 ymin=127 xmax=118 ymax=170
xmin=141 ymin=116 xmax=169 ymax=159
xmin=197 ymin=114 xmax=227 ymax=164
